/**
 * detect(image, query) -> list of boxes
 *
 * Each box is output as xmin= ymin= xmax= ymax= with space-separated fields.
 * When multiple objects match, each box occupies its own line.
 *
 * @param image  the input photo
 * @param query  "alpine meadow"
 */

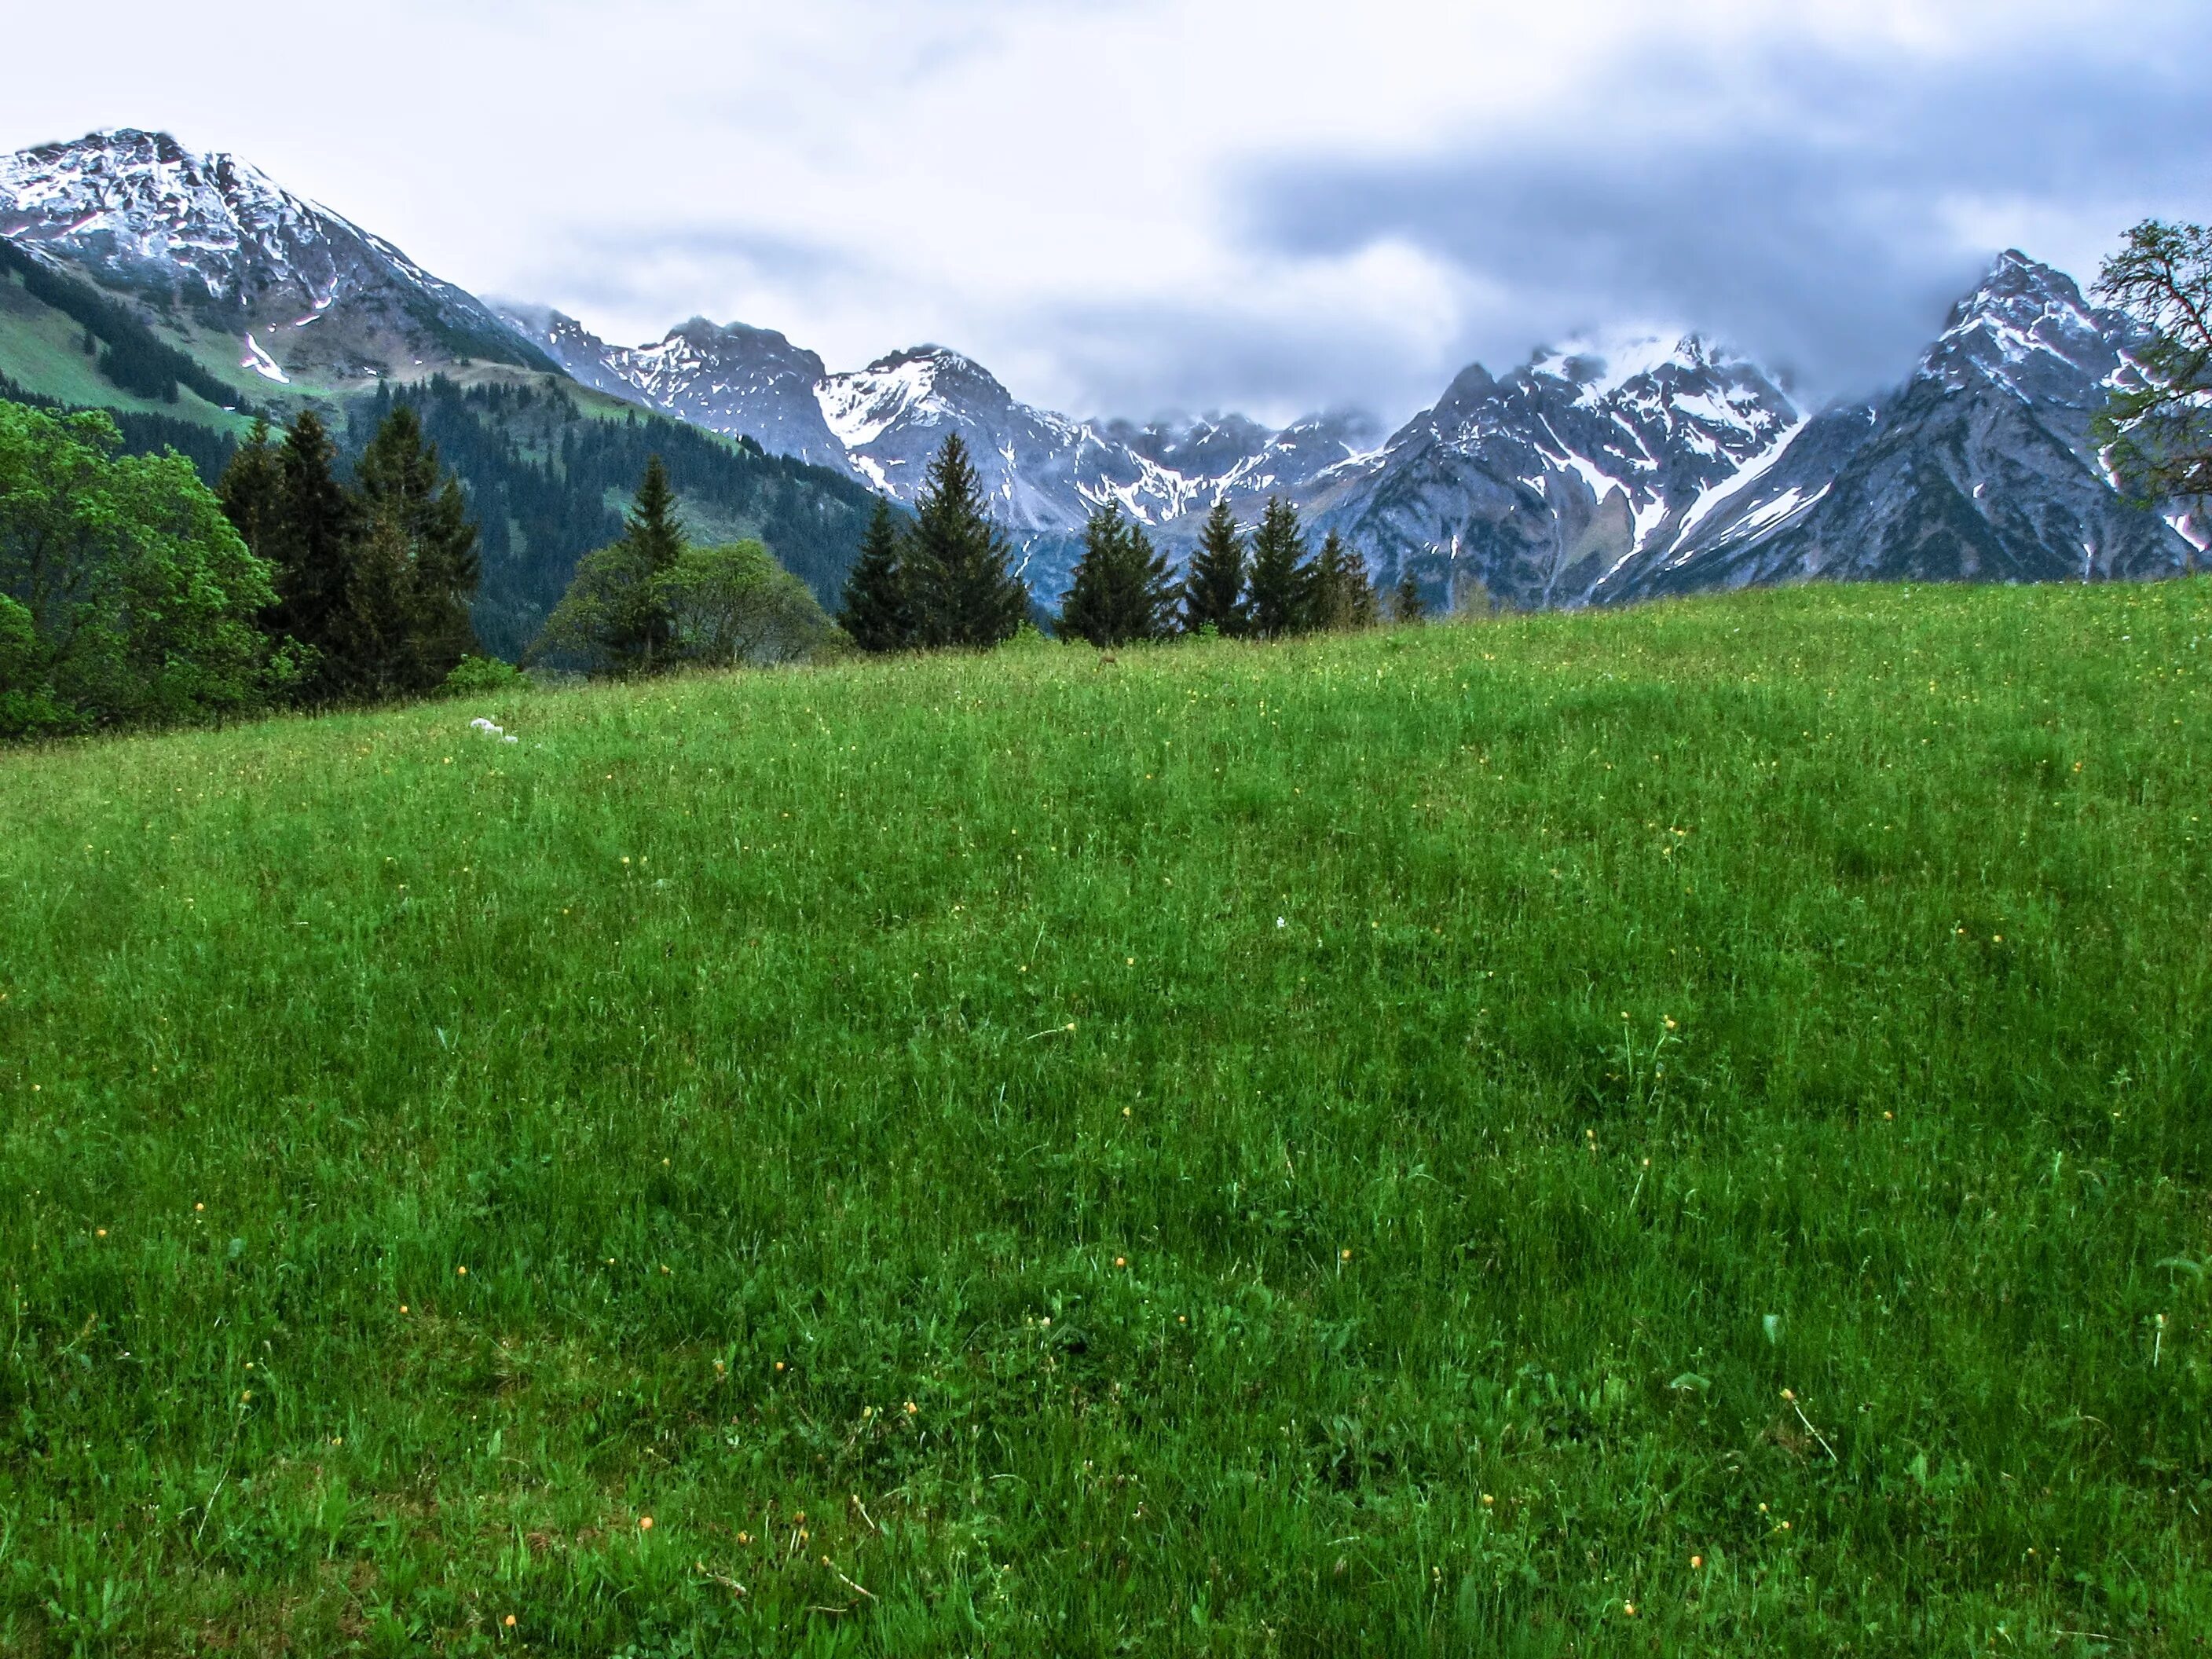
xmin=5 ymin=581 xmax=2212 ymax=1654
xmin=8 ymin=5 xmax=2212 ymax=1654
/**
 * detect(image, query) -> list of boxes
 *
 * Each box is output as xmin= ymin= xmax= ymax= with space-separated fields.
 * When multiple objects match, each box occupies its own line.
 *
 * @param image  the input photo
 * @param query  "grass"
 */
xmin=2 ymin=580 xmax=2210 ymax=1655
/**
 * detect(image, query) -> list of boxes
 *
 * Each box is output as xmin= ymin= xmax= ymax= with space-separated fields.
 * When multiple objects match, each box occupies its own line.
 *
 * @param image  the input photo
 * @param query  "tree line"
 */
xmin=357 ymin=377 xmax=881 ymax=660
xmin=0 ymin=395 xmax=500 ymax=738
xmin=838 ymin=432 xmax=1420 ymax=652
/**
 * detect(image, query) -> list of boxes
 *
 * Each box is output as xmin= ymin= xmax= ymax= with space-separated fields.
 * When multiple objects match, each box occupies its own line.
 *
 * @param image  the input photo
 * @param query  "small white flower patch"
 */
xmin=1276 ymin=917 xmax=1287 ymax=929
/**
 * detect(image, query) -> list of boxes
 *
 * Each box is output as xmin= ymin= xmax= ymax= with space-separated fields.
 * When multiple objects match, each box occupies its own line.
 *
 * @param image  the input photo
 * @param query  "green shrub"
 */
xmin=440 ymin=654 xmax=524 ymax=697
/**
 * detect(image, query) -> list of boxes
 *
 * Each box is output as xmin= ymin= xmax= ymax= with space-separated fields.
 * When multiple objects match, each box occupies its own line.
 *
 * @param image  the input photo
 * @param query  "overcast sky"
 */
xmin=4 ymin=0 xmax=2205 ymax=427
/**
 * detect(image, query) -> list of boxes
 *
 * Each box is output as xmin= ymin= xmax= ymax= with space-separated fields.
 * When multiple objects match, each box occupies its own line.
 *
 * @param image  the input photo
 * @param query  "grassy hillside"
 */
xmin=2 ymin=583 xmax=2209 ymax=1655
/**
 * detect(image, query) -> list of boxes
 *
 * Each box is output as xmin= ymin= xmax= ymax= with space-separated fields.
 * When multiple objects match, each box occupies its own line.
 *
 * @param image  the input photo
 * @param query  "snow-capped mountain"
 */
xmin=500 ymin=308 xmax=851 ymax=471
xmin=1597 ymin=252 xmax=2197 ymax=599
xmin=520 ymin=312 xmax=1378 ymax=591
xmin=0 ymin=129 xmax=549 ymax=384
xmin=1303 ymin=333 xmax=1804 ymax=609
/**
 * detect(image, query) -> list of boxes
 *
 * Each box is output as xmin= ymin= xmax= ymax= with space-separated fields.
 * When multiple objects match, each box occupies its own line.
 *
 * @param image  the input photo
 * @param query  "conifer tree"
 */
xmin=1060 ymin=504 xmax=1177 ymax=647
xmin=357 ymin=404 xmax=482 ymax=688
xmin=1309 ymin=529 xmax=1378 ymax=632
xmin=530 ymin=455 xmax=690 ymax=675
xmin=254 ymin=412 xmax=360 ymax=701
xmin=1181 ymin=499 xmax=1247 ymax=635
xmin=1245 ymin=496 xmax=1313 ymax=639
xmin=217 ymin=417 xmax=284 ymax=564
xmin=839 ymin=500 xmax=914 ymax=652
xmin=906 ymin=434 xmax=1027 ymax=649
xmin=613 ymin=454 xmax=687 ymax=671
xmin=1391 ymin=569 xmax=1425 ymax=624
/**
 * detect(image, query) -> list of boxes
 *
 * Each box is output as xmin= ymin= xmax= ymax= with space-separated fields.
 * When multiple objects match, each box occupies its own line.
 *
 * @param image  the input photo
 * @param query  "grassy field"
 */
xmin=2 ymin=581 xmax=2210 ymax=1655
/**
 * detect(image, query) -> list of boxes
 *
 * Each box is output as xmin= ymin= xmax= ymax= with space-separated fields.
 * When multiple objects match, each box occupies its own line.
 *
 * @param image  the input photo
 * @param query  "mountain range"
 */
xmin=2 ymin=127 xmax=2201 ymax=622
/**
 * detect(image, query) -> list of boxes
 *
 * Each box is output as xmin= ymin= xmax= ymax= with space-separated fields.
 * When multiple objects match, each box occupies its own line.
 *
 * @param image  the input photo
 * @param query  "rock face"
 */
xmin=1598 ymin=253 xmax=2198 ymax=600
xmin=0 ymin=129 xmax=551 ymax=382
xmin=1301 ymin=335 xmax=1804 ymax=609
xmin=500 ymin=308 xmax=850 ymax=471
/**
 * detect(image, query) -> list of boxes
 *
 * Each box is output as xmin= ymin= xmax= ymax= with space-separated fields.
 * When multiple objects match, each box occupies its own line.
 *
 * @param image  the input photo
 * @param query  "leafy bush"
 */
xmin=0 ymin=399 xmax=286 ymax=736
xmin=441 ymin=654 xmax=523 ymax=698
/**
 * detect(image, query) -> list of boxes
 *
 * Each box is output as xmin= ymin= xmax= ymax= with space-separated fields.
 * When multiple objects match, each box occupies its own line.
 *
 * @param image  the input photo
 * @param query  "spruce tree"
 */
xmin=529 ymin=455 xmax=690 ymax=676
xmin=264 ymin=412 xmax=361 ymax=701
xmin=613 ymin=455 xmax=687 ymax=672
xmin=217 ymin=417 xmax=284 ymax=565
xmin=1391 ymin=569 xmax=1425 ymax=624
xmin=357 ymin=403 xmax=482 ymax=689
xmin=906 ymin=434 xmax=1027 ymax=649
xmin=1181 ymin=499 xmax=1247 ymax=635
xmin=839 ymin=500 xmax=914 ymax=652
xmin=1060 ymin=504 xmax=1177 ymax=647
xmin=1245 ymin=496 xmax=1313 ymax=639
xmin=1310 ymin=529 xmax=1378 ymax=632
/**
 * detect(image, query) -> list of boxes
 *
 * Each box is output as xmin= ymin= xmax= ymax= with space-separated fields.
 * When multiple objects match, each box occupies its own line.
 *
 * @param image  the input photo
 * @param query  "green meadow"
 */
xmin=2 ymin=580 xmax=2210 ymax=1655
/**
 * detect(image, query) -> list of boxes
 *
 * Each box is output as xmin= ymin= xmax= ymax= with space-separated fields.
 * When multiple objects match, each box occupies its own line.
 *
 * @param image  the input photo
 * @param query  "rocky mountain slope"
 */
xmin=0 ymin=130 xmax=884 ymax=651
xmin=1300 ymin=334 xmax=1806 ymax=609
xmin=1595 ymin=253 xmax=2197 ymax=599
xmin=0 ymin=129 xmax=551 ymax=390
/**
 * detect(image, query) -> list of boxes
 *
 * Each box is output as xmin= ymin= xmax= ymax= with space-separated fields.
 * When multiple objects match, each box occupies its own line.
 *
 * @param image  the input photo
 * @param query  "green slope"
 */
xmin=0 ymin=264 xmax=251 ymax=431
xmin=0 ymin=270 xmax=886 ymax=657
xmin=3 ymin=582 xmax=2209 ymax=1652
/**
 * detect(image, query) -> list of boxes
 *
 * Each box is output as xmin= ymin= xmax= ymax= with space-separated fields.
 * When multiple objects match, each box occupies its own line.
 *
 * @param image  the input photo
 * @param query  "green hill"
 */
xmin=2 ymin=584 xmax=2209 ymax=1653
xmin=0 ymin=256 xmax=886 ymax=658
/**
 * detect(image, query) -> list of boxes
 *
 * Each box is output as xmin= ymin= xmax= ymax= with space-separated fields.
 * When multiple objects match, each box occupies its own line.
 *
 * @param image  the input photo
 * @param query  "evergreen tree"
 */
xmin=1181 ymin=499 xmax=1247 ymax=635
xmin=357 ymin=404 xmax=482 ymax=689
xmin=261 ymin=412 xmax=360 ymax=701
xmin=839 ymin=500 xmax=914 ymax=652
xmin=217 ymin=418 xmax=284 ymax=564
xmin=1309 ymin=529 xmax=1378 ymax=632
xmin=1060 ymin=504 xmax=1177 ymax=647
xmin=1245 ymin=496 xmax=1313 ymax=639
xmin=614 ymin=454 xmax=687 ymax=671
xmin=1391 ymin=569 xmax=1425 ymax=624
xmin=530 ymin=456 xmax=690 ymax=675
xmin=906 ymin=434 xmax=1027 ymax=649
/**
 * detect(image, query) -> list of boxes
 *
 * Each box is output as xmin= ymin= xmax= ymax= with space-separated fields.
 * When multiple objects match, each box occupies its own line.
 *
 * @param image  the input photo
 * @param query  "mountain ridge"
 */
xmin=3 ymin=130 xmax=2200 ymax=614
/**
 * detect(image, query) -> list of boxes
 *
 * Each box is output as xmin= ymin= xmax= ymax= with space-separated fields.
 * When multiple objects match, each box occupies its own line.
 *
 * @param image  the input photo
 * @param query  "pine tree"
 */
xmin=1309 ymin=529 xmax=1378 ymax=632
xmin=906 ymin=434 xmax=1027 ymax=649
xmin=839 ymin=500 xmax=914 ymax=652
xmin=1059 ymin=504 xmax=1177 ymax=647
xmin=613 ymin=455 xmax=687 ymax=672
xmin=1181 ymin=500 xmax=1247 ymax=635
xmin=357 ymin=403 xmax=482 ymax=689
xmin=261 ymin=412 xmax=361 ymax=701
xmin=1245 ymin=496 xmax=1313 ymax=639
xmin=217 ymin=417 xmax=284 ymax=564
xmin=1391 ymin=569 xmax=1425 ymax=624
xmin=529 ymin=456 xmax=690 ymax=676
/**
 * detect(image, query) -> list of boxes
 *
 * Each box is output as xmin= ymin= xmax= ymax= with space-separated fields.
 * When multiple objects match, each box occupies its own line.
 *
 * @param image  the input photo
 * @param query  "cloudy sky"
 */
xmin=4 ymin=0 xmax=2205 ymax=427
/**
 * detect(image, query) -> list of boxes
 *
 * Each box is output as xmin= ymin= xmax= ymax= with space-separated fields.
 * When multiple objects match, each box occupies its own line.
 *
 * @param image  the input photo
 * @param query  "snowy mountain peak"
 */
xmin=1528 ymin=331 xmax=1718 ymax=402
xmin=1 ymin=127 xmax=325 ymax=303
xmin=1925 ymin=249 xmax=2130 ymax=405
xmin=1 ymin=128 xmax=548 ymax=376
